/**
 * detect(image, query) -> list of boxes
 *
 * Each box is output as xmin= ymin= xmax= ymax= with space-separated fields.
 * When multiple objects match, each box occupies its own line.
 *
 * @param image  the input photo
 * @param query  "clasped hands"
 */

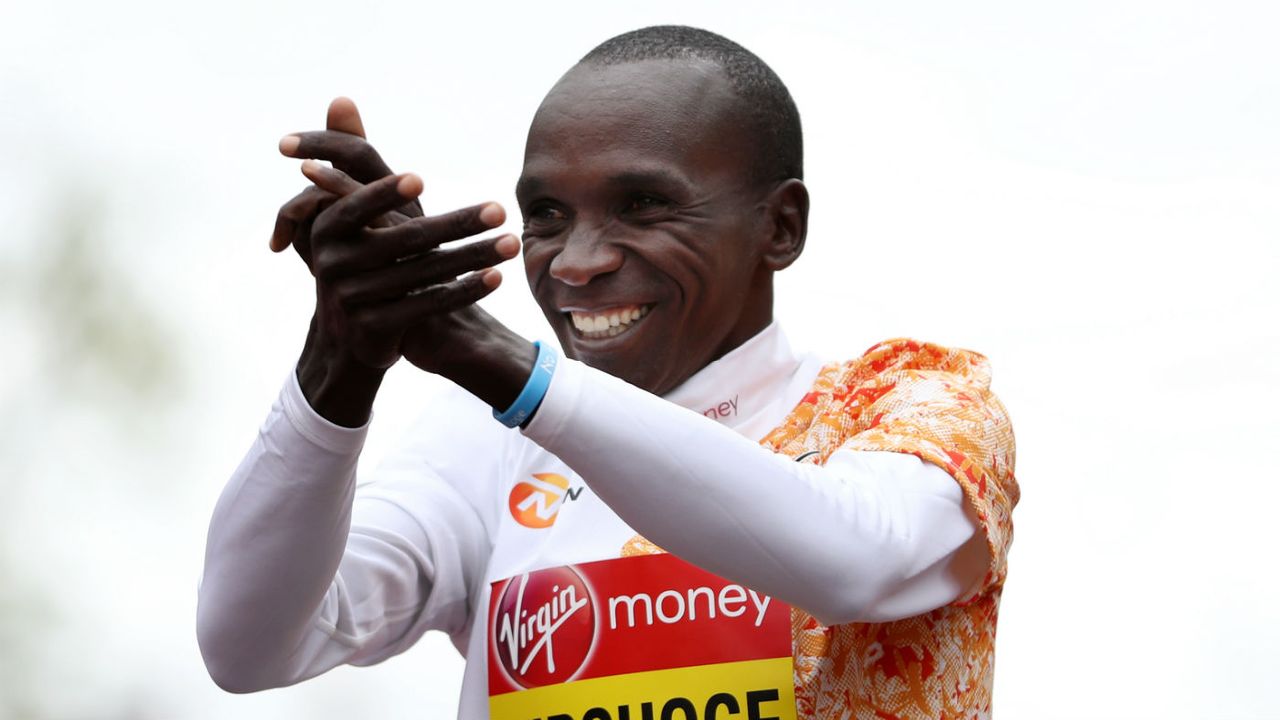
xmin=274 ymin=97 xmax=533 ymax=426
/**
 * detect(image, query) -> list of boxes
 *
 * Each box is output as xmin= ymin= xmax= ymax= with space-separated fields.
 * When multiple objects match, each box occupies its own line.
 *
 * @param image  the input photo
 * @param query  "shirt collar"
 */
xmin=661 ymin=321 xmax=811 ymax=438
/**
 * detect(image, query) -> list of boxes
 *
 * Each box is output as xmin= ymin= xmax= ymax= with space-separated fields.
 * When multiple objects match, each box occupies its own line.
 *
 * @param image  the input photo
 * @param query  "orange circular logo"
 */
xmin=508 ymin=473 xmax=570 ymax=528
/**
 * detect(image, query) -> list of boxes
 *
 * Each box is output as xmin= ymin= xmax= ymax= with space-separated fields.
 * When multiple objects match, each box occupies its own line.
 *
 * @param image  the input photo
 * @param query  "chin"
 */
xmin=581 ymin=352 xmax=655 ymax=389
xmin=542 ymin=307 xmax=692 ymax=395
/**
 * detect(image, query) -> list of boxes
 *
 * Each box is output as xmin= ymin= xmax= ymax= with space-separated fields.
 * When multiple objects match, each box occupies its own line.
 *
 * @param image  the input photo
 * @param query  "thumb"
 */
xmin=327 ymin=96 xmax=367 ymax=138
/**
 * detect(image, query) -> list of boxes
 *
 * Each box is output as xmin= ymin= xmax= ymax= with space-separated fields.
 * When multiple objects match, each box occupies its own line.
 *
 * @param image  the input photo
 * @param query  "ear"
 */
xmin=758 ymin=179 xmax=809 ymax=271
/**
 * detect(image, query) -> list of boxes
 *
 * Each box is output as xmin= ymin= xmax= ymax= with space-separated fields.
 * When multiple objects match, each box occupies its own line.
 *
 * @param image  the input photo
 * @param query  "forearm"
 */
xmin=197 ymin=371 xmax=367 ymax=691
xmin=522 ymin=359 xmax=984 ymax=624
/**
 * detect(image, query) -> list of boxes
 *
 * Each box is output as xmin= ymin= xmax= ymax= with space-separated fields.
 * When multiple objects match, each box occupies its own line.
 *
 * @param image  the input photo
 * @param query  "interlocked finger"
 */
xmin=302 ymin=160 xmax=418 ymax=229
xmin=282 ymin=130 xmax=399 ymax=188
xmin=314 ymin=202 xmax=508 ymax=278
xmin=271 ymin=185 xmax=338 ymax=253
xmin=301 ymin=160 xmax=362 ymax=196
xmin=362 ymin=202 xmax=507 ymax=258
xmin=352 ymin=271 xmax=500 ymax=334
xmin=312 ymin=173 xmax=422 ymax=250
xmin=334 ymin=235 xmax=519 ymax=307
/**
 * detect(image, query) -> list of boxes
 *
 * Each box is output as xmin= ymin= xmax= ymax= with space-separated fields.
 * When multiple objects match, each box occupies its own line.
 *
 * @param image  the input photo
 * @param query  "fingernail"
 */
xmin=495 ymin=234 xmax=520 ymax=257
xmin=482 ymin=268 xmax=502 ymax=288
xmin=479 ymin=203 xmax=505 ymax=227
xmin=397 ymin=173 xmax=423 ymax=197
xmin=300 ymin=159 xmax=319 ymax=175
xmin=279 ymin=135 xmax=300 ymax=156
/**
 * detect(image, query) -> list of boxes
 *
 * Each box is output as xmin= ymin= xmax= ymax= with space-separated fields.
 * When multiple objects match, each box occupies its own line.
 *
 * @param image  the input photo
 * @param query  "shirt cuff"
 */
xmin=280 ymin=367 xmax=372 ymax=454
xmin=519 ymin=356 xmax=587 ymax=447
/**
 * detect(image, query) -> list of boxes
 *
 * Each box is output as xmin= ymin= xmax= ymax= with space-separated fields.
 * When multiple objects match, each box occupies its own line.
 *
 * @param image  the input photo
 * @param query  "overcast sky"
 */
xmin=1 ymin=1 xmax=1277 ymax=718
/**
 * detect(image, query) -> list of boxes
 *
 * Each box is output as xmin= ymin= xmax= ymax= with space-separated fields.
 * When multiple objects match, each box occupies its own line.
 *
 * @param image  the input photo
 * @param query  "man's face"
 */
xmin=517 ymin=59 xmax=772 ymax=396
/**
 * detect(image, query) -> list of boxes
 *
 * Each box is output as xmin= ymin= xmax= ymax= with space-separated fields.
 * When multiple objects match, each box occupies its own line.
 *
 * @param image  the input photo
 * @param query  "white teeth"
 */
xmin=568 ymin=305 xmax=652 ymax=339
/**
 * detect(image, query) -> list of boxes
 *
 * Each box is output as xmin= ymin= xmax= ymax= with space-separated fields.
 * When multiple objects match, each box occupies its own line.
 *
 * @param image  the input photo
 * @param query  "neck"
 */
xmin=709 ymin=273 xmax=774 ymax=366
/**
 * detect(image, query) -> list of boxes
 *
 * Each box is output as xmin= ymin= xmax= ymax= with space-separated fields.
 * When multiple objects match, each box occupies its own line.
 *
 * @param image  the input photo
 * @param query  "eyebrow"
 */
xmin=515 ymin=168 xmax=694 ymax=202
xmin=605 ymin=169 xmax=691 ymax=191
xmin=514 ymin=175 xmax=545 ymax=201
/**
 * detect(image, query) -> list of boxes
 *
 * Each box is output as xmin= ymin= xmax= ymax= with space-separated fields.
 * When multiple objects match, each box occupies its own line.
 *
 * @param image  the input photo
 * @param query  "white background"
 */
xmin=1 ymin=0 xmax=1276 ymax=718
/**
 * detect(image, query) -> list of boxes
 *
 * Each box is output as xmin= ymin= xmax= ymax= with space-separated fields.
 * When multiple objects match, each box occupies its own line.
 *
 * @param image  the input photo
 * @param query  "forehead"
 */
xmin=520 ymin=59 xmax=748 ymax=188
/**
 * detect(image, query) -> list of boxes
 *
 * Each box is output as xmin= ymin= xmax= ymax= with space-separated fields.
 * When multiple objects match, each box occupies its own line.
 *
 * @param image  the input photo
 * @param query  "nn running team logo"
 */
xmin=492 ymin=566 xmax=597 ymax=689
xmin=508 ymin=473 xmax=579 ymax=528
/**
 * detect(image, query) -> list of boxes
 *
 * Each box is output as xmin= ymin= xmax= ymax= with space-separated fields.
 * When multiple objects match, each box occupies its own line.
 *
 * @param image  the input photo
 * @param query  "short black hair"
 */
xmin=579 ymin=25 xmax=803 ymax=185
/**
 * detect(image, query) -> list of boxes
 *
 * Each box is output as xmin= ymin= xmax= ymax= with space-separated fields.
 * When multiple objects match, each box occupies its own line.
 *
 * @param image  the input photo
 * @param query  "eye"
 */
xmin=624 ymin=193 xmax=671 ymax=215
xmin=523 ymin=203 xmax=567 ymax=232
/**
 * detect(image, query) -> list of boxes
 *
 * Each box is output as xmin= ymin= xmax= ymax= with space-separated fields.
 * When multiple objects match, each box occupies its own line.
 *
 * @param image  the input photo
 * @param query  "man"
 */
xmin=198 ymin=26 xmax=1018 ymax=719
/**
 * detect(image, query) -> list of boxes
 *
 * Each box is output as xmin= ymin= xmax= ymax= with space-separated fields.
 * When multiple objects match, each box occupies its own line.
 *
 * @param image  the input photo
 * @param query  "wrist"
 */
xmin=434 ymin=322 xmax=538 ymax=412
xmin=492 ymin=342 xmax=557 ymax=427
xmin=296 ymin=318 xmax=388 ymax=428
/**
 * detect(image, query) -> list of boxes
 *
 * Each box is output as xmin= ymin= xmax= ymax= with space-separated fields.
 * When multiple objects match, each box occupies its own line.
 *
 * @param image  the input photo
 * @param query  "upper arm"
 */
xmin=837 ymin=363 xmax=1019 ymax=601
xmin=329 ymin=471 xmax=491 ymax=666
xmin=338 ymin=383 xmax=504 ymax=661
xmin=817 ymin=447 xmax=988 ymax=620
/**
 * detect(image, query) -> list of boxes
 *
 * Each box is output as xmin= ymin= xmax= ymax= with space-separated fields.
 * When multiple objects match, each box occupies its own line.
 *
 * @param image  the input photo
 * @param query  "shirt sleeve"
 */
xmin=521 ymin=357 xmax=994 ymax=625
xmin=830 ymin=341 xmax=1020 ymax=601
xmin=196 ymin=371 xmax=494 ymax=693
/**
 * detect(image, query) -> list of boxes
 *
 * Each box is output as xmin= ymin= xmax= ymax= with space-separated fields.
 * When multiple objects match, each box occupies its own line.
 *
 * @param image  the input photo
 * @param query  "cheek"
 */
xmin=676 ymin=248 xmax=758 ymax=327
xmin=627 ymin=234 xmax=712 ymax=286
xmin=671 ymin=251 xmax=739 ymax=308
xmin=522 ymin=244 xmax=555 ymax=291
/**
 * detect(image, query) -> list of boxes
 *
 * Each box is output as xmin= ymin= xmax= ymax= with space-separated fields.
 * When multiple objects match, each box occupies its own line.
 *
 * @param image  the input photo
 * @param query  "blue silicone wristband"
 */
xmin=493 ymin=341 xmax=558 ymax=428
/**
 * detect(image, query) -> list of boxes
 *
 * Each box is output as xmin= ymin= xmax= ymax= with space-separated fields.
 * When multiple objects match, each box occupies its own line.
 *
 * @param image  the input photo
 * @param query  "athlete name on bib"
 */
xmin=487 ymin=553 xmax=796 ymax=720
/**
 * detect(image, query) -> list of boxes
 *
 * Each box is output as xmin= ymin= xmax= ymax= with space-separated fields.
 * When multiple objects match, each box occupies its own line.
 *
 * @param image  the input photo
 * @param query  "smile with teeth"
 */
xmin=568 ymin=305 xmax=652 ymax=339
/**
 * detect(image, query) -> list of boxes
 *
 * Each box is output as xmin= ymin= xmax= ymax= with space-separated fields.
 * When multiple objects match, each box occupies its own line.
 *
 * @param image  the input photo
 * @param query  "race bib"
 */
xmin=487 ymin=554 xmax=796 ymax=720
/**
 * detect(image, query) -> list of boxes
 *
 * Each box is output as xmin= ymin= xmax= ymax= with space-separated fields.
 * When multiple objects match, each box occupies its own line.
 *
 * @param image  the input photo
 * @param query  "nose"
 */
xmin=547 ymin=224 xmax=624 ymax=287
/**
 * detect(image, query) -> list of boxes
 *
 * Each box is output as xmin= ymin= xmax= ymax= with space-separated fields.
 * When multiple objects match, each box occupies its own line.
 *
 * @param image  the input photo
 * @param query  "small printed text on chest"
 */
xmin=702 ymin=395 xmax=739 ymax=422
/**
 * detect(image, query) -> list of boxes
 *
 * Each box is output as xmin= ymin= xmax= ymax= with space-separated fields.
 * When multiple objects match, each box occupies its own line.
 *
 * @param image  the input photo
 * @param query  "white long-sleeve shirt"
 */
xmin=197 ymin=324 xmax=987 ymax=717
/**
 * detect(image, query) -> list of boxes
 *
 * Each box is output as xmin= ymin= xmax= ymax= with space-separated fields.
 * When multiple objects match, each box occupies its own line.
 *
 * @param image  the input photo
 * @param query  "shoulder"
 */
xmin=781 ymin=338 xmax=1002 ymax=430
xmin=766 ymin=336 xmax=1017 ymax=507
xmin=831 ymin=337 xmax=994 ymax=393
xmin=770 ymin=337 xmax=1020 ymax=594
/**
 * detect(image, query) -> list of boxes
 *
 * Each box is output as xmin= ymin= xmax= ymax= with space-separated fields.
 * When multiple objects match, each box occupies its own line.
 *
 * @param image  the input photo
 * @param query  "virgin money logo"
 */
xmin=508 ymin=473 xmax=577 ymax=528
xmin=493 ymin=566 xmax=597 ymax=689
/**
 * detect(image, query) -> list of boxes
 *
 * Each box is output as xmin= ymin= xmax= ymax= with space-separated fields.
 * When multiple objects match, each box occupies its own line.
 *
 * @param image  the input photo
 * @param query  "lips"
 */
xmin=565 ymin=304 xmax=653 ymax=339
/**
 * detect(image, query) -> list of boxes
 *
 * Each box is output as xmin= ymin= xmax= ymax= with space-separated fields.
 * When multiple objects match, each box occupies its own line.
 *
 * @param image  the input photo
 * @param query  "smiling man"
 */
xmin=518 ymin=55 xmax=799 ymax=396
xmin=198 ymin=26 xmax=1018 ymax=719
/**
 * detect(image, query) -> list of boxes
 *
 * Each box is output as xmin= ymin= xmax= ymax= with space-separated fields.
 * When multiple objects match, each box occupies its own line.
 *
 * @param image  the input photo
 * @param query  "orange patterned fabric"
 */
xmin=624 ymin=338 xmax=1018 ymax=719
